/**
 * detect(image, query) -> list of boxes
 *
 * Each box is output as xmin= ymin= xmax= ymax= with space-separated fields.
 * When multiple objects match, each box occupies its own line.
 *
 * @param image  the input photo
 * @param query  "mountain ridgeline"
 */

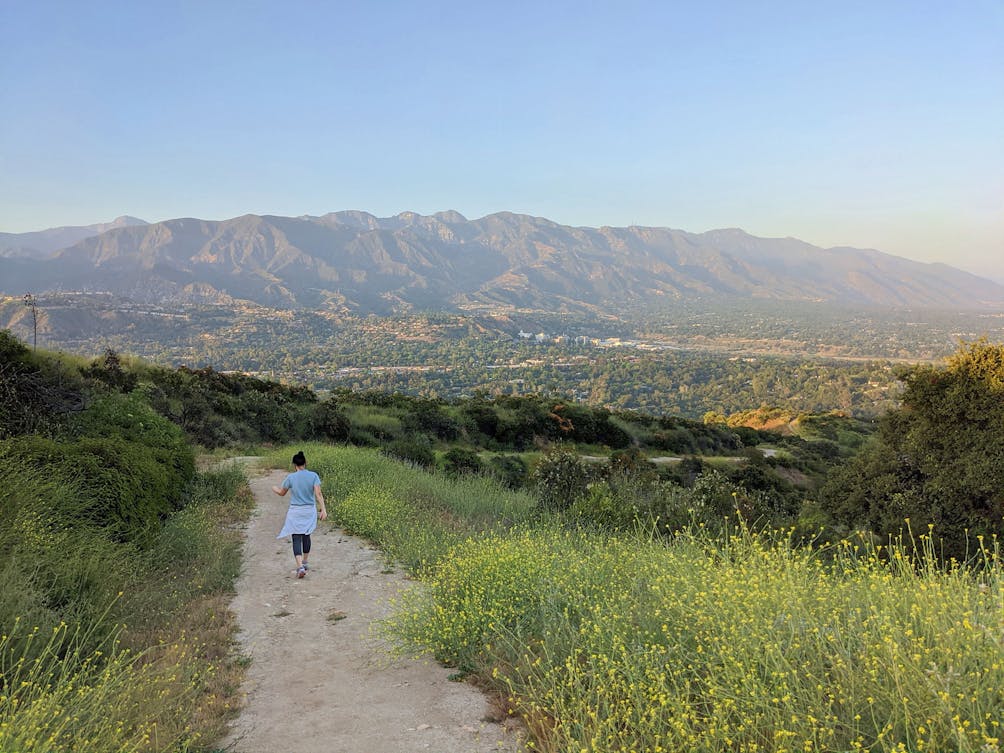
xmin=0 ymin=215 xmax=148 ymax=258
xmin=2 ymin=211 xmax=1001 ymax=313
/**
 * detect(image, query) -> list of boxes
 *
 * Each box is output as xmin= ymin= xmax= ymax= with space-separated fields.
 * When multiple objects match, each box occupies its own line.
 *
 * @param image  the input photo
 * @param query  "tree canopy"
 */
xmin=822 ymin=340 xmax=1004 ymax=559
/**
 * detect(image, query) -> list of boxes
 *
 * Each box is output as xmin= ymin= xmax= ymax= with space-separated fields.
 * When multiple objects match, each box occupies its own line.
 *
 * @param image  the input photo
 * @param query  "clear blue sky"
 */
xmin=2 ymin=0 xmax=1002 ymax=277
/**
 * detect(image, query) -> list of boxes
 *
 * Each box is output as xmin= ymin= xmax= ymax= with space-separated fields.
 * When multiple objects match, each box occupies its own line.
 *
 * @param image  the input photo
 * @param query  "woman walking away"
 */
xmin=273 ymin=450 xmax=327 ymax=578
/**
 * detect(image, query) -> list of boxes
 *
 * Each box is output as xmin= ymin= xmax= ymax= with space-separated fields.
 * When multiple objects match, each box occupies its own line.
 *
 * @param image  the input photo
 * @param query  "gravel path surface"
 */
xmin=221 ymin=469 xmax=524 ymax=753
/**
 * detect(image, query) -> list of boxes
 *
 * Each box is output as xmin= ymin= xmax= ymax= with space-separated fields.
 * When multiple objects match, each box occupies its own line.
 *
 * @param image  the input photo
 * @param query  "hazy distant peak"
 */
xmin=109 ymin=215 xmax=148 ymax=228
xmin=319 ymin=210 xmax=382 ymax=229
xmin=433 ymin=210 xmax=467 ymax=224
xmin=0 ymin=215 xmax=149 ymax=257
xmin=85 ymin=216 xmax=150 ymax=235
xmin=480 ymin=210 xmax=560 ymax=228
xmin=699 ymin=228 xmax=756 ymax=241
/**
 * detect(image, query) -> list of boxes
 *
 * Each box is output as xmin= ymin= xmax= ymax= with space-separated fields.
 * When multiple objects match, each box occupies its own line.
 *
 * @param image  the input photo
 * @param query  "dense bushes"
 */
xmin=382 ymin=436 xmax=436 ymax=468
xmin=459 ymin=395 xmax=632 ymax=450
xmin=531 ymin=447 xmax=592 ymax=512
xmin=0 ymin=334 xmax=253 ymax=752
xmin=3 ymin=393 xmax=195 ymax=544
xmin=821 ymin=340 xmax=1004 ymax=559
xmin=139 ymin=364 xmax=322 ymax=448
xmin=5 ymin=436 xmax=176 ymax=544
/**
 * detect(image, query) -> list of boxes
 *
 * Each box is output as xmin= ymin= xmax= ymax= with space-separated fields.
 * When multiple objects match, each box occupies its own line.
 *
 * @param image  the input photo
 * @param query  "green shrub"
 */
xmin=568 ymin=475 xmax=693 ymax=535
xmin=312 ymin=398 xmax=351 ymax=440
xmin=383 ymin=436 xmax=435 ymax=468
xmin=441 ymin=447 xmax=485 ymax=477
xmin=531 ymin=446 xmax=591 ymax=512
xmin=568 ymin=481 xmax=636 ymax=531
xmin=822 ymin=341 xmax=1004 ymax=560
xmin=70 ymin=392 xmax=196 ymax=498
xmin=401 ymin=400 xmax=462 ymax=441
xmin=2 ymin=434 xmax=185 ymax=545
xmin=488 ymin=454 xmax=528 ymax=488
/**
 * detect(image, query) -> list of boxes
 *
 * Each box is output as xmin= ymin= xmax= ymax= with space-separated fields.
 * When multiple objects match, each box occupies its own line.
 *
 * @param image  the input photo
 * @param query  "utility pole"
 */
xmin=22 ymin=293 xmax=38 ymax=350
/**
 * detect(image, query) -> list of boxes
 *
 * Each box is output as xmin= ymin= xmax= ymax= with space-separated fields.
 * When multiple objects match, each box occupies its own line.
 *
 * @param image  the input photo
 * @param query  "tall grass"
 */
xmin=264 ymin=444 xmax=537 ymax=571
xmin=383 ymin=517 xmax=1003 ymax=751
xmin=0 ymin=619 xmax=208 ymax=752
xmin=0 ymin=460 xmax=254 ymax=752
xmin=0 ymin=452 xmax=126 ymax=660
xmin=341 ymin=404 xmax=404 ymax=444
xmin=263 ymin=445 xmax=1004 ymax=751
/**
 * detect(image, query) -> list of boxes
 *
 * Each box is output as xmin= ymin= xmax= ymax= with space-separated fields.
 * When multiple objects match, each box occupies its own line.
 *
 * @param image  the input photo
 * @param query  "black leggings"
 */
xmin=291 ymin=533 xmax=312 ymax=557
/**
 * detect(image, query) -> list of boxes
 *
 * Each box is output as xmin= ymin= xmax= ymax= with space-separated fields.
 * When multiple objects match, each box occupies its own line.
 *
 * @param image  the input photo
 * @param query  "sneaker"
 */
xmin=302 ymin=562 xmax=310 ymax=571
xmin=296 ymin=566 xmax=306 ymax=579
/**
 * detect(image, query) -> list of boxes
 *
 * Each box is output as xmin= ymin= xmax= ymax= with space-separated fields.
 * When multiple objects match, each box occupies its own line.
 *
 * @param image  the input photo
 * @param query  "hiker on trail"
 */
xmin=272 ymin=450 xmax=327 ymax=578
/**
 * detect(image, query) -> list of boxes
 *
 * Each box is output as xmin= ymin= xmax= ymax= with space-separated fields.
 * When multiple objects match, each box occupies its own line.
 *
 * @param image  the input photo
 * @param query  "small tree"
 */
xmin=821 ymin=339 xmax=1004 ymax=560
xmin=84 ymin=349 xmax=138 ymax=393
xmin=313 ymin=398 xmax=351 ymax=441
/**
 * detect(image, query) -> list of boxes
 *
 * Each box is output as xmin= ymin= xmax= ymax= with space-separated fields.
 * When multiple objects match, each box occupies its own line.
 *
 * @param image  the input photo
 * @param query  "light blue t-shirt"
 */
xmin=282 ymin=469 xmax=321 ymax=506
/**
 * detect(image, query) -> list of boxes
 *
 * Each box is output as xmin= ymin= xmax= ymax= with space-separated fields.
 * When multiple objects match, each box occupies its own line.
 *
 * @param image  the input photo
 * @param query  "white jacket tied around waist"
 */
xmin=277 ymin=503 xmax=318 ymax=539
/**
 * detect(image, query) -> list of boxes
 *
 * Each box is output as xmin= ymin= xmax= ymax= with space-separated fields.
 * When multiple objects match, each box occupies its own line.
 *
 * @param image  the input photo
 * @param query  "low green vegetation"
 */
xmin=267 ymin=443 xmax=1002 ymax=753
xmin=0 ymin=331 xmax=253 ymax=752
xmin=4 ymin=326 xmax=1003 ymax=752
xmin=402 ymin=528 xmax=1001 ymax=753
xmin=0 ymin=455 xmax=252 ymax=752
xmin=264 ymin=444 xmax=537 ymax=571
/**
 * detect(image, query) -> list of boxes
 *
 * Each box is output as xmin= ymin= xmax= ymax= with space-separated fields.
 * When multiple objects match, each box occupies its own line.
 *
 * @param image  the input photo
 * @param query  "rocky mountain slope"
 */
xmin=2 ymin=211 xmax=1000 ymax=312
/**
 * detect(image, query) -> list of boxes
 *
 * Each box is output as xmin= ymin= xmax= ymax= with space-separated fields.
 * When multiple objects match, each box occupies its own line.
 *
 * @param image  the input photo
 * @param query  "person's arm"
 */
xmin=271 ymin=485 xmax=288 ymax=496
xmin=314 ymin=483 xmax=327 ymax=521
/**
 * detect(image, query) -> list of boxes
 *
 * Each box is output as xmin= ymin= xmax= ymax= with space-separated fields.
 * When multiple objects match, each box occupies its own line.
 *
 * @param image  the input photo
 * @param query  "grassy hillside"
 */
xmin=0 ymin=332 xmax=253 ymax=751
xmin=266 ymin=444 xmax=1003 ymax=753
xmin=4 ymin=327 xmax=1001 ymax=751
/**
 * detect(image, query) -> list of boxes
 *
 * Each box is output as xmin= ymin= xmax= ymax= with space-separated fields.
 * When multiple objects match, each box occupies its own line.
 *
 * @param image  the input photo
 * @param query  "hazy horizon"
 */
xmin=3 ymin=1 xmax=1001 ymax=279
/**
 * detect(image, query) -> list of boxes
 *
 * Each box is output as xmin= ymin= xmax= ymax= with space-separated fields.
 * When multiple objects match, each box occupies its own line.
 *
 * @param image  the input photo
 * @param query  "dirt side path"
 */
xmin=222 ymin=470 xmax=524 ymax=753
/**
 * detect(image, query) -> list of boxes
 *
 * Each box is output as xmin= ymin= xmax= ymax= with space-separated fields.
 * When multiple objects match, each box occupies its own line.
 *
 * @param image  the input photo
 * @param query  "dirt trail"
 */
xmin=222 ymin=469 xmax=524 ymax=753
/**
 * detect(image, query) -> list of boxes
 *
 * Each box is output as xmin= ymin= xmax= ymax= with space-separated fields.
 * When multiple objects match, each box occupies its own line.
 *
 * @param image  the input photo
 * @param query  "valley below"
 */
xmin=4 ymin=292 xmax=1003 ymax=419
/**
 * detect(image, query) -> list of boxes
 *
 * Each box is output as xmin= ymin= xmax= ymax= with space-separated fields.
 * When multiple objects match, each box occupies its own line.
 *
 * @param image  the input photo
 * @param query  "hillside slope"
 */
xmin=1 ymin=211 xmax=1001 ymax=312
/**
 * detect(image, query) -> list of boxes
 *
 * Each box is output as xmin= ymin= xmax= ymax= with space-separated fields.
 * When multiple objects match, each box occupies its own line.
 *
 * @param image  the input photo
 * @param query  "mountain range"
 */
xmin=2 ymin=210 xmax=1002 ymax=313
xmin=0 ymin=216 xmax=148 ymax=258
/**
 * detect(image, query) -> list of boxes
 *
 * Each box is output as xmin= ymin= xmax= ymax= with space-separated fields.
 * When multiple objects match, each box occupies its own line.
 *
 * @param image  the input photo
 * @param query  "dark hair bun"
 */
xmin=292 ymin=451 xmax=306 ymax=466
